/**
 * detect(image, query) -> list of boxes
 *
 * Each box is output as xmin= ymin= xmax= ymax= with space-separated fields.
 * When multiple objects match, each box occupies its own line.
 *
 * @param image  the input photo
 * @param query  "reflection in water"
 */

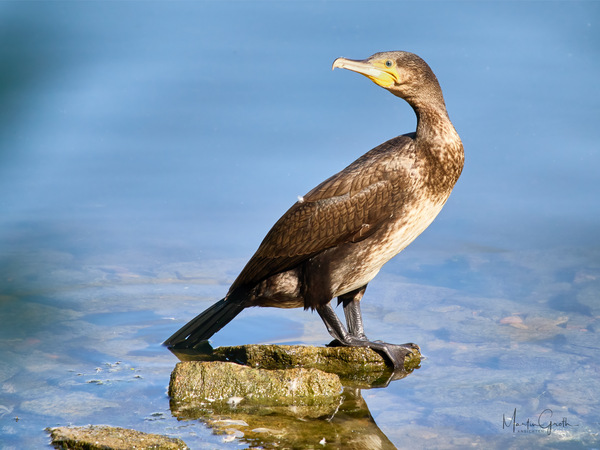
xmin=171 ymin=386 xmax=397 ymax=449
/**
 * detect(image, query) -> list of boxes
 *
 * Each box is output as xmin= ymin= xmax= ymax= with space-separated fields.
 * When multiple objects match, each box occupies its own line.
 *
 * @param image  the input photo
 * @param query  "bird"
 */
xmin=164 ymin=51 xmax=464 ymax=369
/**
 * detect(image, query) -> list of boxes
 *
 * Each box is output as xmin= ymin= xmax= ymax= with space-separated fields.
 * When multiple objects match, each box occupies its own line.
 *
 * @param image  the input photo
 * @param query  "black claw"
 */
xmin=369 ymin=342 xmax=420 ymax=369
xmin=327 ymin=339 xmax=419 ymax=370
xmin=317 ymin=301 xmax=420 ymax=370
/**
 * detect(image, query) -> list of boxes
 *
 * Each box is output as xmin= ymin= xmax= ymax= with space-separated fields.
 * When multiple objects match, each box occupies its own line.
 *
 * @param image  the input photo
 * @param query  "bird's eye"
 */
xmin=385 ymin=60 xmax=393 ymax=68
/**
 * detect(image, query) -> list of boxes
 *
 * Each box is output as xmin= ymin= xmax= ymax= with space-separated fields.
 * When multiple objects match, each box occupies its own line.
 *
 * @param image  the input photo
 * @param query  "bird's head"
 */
xmin=332 ymin=51 xmax=443 ymax=109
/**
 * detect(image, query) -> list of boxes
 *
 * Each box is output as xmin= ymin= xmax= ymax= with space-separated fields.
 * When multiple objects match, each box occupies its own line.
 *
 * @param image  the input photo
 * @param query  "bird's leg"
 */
xmin=318 ymin=301 xmax=415 ymax=369
xmin=339 ymin=286 xmax=368 ymax=340
xmin=316 ymin=302 xmax=356 ymax=344
xmin=316 ymin=289 xmax=419 ymax=370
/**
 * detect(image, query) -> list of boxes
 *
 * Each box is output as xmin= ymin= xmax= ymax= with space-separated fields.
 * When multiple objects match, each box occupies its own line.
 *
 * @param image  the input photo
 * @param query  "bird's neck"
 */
xmin=413 ymin=103 xmax=465 ymax=188
xmin=400 ymin=87 xmax=459 ymax=145
xmin=414 ymin=105 xmax=460 ymax=147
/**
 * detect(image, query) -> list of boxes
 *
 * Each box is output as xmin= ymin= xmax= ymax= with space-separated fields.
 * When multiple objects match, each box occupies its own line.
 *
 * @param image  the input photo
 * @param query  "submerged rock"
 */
xmin=47 ymin=425 xmax=187 ymax=450
xmin=169 ymin=361 xmax=341 ymax=407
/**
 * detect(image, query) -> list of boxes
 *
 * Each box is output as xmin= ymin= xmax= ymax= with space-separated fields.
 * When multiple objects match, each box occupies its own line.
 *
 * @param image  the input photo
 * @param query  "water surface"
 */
xmin=1 ymin=2 xmax=599 ymax=448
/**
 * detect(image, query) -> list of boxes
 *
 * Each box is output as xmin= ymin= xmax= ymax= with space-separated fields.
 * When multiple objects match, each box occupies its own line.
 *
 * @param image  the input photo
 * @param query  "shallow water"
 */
xmin=1 ymin=2 xmax=599 ymax=449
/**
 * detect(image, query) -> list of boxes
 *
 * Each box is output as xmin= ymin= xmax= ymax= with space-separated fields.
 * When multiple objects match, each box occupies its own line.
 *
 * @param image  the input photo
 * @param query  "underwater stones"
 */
xmin=169 ymin=360 xmax=342 ymax=406
xmin=47 ymin=425 xmax=187 ymax=450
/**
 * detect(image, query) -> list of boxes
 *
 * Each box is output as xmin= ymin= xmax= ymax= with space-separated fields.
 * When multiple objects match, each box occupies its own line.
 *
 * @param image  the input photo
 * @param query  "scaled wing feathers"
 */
xmin=229 ymin=135 xmax=415 ymax=291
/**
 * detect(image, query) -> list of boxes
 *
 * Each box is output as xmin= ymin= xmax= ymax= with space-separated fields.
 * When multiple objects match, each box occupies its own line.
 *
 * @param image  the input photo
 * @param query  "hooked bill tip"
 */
xmin=332 ymin=57 xmax=346 ymax=71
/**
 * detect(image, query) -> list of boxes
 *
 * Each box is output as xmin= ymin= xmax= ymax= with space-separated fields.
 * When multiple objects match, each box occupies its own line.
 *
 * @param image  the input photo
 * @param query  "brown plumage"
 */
xmin=164 ymin=51 xmax=464 ymax=368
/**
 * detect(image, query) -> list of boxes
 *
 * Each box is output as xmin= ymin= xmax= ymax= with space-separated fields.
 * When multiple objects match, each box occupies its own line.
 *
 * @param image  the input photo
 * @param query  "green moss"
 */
xmin=169 ymin=361 xmax=342 ymax=406
xmin=47 ymin=425 xmax=187 ymax=450
xmin=172 ymin=343 xmax=421 ymax=387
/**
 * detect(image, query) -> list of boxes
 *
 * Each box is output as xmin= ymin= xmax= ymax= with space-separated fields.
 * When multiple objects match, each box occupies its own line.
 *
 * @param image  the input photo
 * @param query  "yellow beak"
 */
xmin=332 ymin=57 xmax=398 ymax=88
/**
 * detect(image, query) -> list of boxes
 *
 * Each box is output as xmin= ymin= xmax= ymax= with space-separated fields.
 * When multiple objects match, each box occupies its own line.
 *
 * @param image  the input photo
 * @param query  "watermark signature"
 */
xmin=502 ymin=408 xmax=578 ymax=435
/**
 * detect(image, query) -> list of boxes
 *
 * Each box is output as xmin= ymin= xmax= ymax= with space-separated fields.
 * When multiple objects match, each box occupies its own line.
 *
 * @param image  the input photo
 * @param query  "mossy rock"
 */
xmin=169 ymin=361 xmax=342 ymax=408
xmin=47 ymin=425 xmax=187 ymax=450
xmin=171 ymin=343 xmax=420 ymax=387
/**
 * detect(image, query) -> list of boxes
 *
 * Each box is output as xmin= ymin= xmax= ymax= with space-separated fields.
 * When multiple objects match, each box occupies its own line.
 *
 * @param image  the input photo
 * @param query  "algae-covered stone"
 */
xmin=169 ymin=361 xmax=341 ymax=407
xmin=214 ymin=344 xmax=390 ymax=371
xmin=47 ymin=425 xmax=187 ymax=450
xmin=171 ymin=343 xmax=420 ymax=387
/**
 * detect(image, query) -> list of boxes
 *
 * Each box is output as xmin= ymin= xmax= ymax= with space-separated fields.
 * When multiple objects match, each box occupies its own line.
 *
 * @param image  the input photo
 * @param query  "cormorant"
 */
xmin=164 ymin=51 xmax=464 ymax=369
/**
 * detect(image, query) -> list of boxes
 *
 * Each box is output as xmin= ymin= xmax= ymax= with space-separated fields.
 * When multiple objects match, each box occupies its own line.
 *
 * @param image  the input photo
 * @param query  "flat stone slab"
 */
xmin=171 ymin=343 xmax=421 ymax=386
xmin=169 ymin=361 xmax=341 ymax=407
xmin=47 ymin=425 xmax=187 ymax=450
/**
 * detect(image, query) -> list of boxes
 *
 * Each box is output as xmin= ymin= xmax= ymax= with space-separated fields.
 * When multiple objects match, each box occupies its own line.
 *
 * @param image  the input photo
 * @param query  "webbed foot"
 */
xmin=368 ymin=341 xmax=420 ymax=369
xmin=318 ymin=298 xmax=420 ymax=370
xmin=328 ymin=338 xmax=419 ymax=369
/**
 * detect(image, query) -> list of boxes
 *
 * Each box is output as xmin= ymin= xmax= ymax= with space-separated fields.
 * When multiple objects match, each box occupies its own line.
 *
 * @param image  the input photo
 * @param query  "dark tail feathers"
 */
xmin=163 ymin=292 xmax=247 ymax=349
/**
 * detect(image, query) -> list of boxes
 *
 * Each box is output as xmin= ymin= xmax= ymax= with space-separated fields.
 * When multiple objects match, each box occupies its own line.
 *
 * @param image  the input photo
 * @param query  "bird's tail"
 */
xmin=163 ymin=290 xmax=247 ymax=349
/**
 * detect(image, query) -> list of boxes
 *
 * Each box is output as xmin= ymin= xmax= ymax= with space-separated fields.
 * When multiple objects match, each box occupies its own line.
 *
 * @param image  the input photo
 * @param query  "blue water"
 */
xmin=1 ymin=2 xmax=599 ymax=448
